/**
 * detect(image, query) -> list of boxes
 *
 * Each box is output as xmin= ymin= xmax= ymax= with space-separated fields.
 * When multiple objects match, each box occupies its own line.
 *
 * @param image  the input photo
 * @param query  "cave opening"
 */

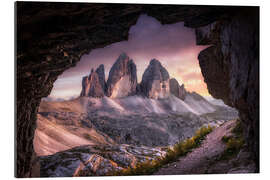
xmin=16 ymin=3 xmax=259 ymax=177
xmin=34 ymin=14 xmax=240 ymax=176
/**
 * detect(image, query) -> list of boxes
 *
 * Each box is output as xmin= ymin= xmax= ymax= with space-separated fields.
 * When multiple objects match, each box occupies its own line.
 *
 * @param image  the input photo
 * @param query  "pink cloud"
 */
xmin=49 ymin=14 xmax=209 ymax=99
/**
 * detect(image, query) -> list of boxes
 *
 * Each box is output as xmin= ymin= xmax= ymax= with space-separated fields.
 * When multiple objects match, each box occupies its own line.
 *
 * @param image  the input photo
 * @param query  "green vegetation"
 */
xmin=83 ymin=133 xmax=92 ymax=141
xmin=107 ymin=125 xmax=213 ymax=176
xmin=219 ymin=120 xmax=244 ymax=160
xmin=221 ymin=135 xmax=230 ymax=143
xmin=232 ymin=119 xmax=243 ymax=136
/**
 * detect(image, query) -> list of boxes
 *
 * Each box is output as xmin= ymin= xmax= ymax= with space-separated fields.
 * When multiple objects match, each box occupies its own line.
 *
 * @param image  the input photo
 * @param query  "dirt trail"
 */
xmin=154 ymin=120 xmax=236 ymax=175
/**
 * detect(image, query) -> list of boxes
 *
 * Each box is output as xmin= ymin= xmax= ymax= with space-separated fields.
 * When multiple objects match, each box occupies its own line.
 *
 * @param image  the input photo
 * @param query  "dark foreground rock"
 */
xmin=196 ymin=8 xmax=259 ymax=169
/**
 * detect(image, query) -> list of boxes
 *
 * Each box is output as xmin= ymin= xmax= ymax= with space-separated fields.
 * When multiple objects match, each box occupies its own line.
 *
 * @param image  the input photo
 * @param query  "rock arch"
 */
xmin=16 ymin=2 xmax=259 ymax=177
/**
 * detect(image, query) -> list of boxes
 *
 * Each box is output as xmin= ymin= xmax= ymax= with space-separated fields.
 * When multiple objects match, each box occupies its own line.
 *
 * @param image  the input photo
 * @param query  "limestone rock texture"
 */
xmin=80 ymin=67 xmax=105 ymax=98
xmin=169 ymin=78 xmax=187 ymax=100
xmin=140 ymin=59 xmax=170 ymax=99
xmin=16 ymin=2 xmax=259 ymax=177
xmin=95 ymin=64 xmax=106 ymax=91
xmin=39 ymin=144 xmax=166 ymax=177
xmin=196 ymin=8 xmax=259 ymax=170
xmin=106 ymin=53 xmax=137 ymax=98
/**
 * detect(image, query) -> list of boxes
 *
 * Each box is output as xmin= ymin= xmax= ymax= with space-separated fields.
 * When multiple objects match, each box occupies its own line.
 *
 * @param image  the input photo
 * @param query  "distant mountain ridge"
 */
xmin=80 ymin=52 xmax=192 ymax=100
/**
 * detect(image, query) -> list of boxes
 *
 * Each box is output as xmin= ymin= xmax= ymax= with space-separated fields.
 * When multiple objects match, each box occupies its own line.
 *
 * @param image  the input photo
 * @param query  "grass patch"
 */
xmin=107 ymin=125 xmax=213 ymax=176
xmin=221 ymin=135 xmax=231 ymax=143
xmin=219 ymin=120 xmax=244 ymax=160
xmin=219 ymin=137 xmax=244 ymax=161
xmin=232 ymin=119 xmax=243 ymax=137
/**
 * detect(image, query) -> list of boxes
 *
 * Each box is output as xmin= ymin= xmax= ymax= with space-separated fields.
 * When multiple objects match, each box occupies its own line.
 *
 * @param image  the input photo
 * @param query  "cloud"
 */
xmin=50 ymin=14 xmax=209 ymax=99
xmin=59 ymin=14 xmax=198 ymax=79
xmin=182 ymin=72 xmax=203 ymax=81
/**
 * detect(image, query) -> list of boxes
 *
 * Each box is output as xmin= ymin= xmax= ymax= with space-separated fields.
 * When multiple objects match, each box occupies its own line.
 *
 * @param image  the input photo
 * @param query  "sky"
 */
xmin=47 ymin=14 xmax=210 ymax=100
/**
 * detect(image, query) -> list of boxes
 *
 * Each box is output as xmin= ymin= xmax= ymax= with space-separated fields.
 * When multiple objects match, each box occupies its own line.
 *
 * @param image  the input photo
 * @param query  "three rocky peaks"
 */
xmin=80 ymin=52 xmax=188 ymax=100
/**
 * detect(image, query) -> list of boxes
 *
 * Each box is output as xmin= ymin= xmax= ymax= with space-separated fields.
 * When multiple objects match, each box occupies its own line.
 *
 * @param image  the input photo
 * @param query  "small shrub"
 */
xmin=107 ymin=125 xmax=213 ymax=176
xmin=83 ymin=133 xmax=92 ymax=140
xmin=219 ymin=136 xmax=244 ymax=161
xmin=219 ymin=120 xmax=245 ymax=160
xmin=232 ymin=119 xmax=243 ymax=137
xmin=221 ymin=135 xmax=231 ymax=143
xmin=226 ymin=137 xmax=244 ymax=152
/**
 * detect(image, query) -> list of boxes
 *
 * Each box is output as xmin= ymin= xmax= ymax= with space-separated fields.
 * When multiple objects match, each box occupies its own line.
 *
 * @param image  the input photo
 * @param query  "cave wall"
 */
xmin=16 ymin=2 xmax=259 ymax=177
xmin=196 ymin=7 xmax=259 ymax=171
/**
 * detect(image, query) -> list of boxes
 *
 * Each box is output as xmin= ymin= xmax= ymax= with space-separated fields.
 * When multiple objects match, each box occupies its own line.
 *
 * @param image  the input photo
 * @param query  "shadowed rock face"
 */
xmin=169 ymin=78 xmax=187 ymax=100
xmin=96 ymin=64 xmax=106 ymax=91
xmin=80 ymin=68 xmax=105 ymax=98
xmin=141 ymin=59 xmax=170 ymax=99
xmin=16 ymin=2 xmax=259 ymax=177
xmin=106 ymin=53 xmax=137 ymax=98
xmin=196 ymin=8 xmax=259 ymax=170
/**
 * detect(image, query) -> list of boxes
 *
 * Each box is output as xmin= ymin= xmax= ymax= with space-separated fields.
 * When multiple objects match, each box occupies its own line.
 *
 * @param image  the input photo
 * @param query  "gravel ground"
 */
xmin=154 ymin=120 xmax=237 ymax=175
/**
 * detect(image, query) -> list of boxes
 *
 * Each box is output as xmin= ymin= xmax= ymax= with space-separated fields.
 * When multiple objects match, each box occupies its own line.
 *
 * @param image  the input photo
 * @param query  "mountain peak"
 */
xmin=118 ymin=52 xmax=129 ymax=60
xmin=141 ymin=59 xmax=170 ymax=99
xmin=79 ymin=53 xmax=205 ymax=101
xmin=106 ymin=53 xmax=137 ymax=98
xmin=80 ymin=65 xmax=106 ymax=98
xmin=169 ymin=78 xmax=187 ymax=100
xmin=149 ymin=58 xmax=161 ymax=65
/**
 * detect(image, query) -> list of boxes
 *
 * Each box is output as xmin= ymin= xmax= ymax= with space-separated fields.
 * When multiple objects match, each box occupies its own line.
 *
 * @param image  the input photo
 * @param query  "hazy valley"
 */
xmin=34 ymin=53 xmax=238 ymax=177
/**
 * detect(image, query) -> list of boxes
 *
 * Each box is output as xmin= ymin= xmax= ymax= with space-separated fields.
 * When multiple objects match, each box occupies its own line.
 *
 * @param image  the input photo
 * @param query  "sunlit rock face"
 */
xmin=110 ymin=75 xmax=133 ymax=98
xmin=80 ymin=67 xmax=105 ymax=98
xmin=106 ymin=53 xmax=137 ymax=98
xmin=169 ymin=78 xmax=187 ymax=100
xmin=141 ymin=59 xmax=170 ymax=99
